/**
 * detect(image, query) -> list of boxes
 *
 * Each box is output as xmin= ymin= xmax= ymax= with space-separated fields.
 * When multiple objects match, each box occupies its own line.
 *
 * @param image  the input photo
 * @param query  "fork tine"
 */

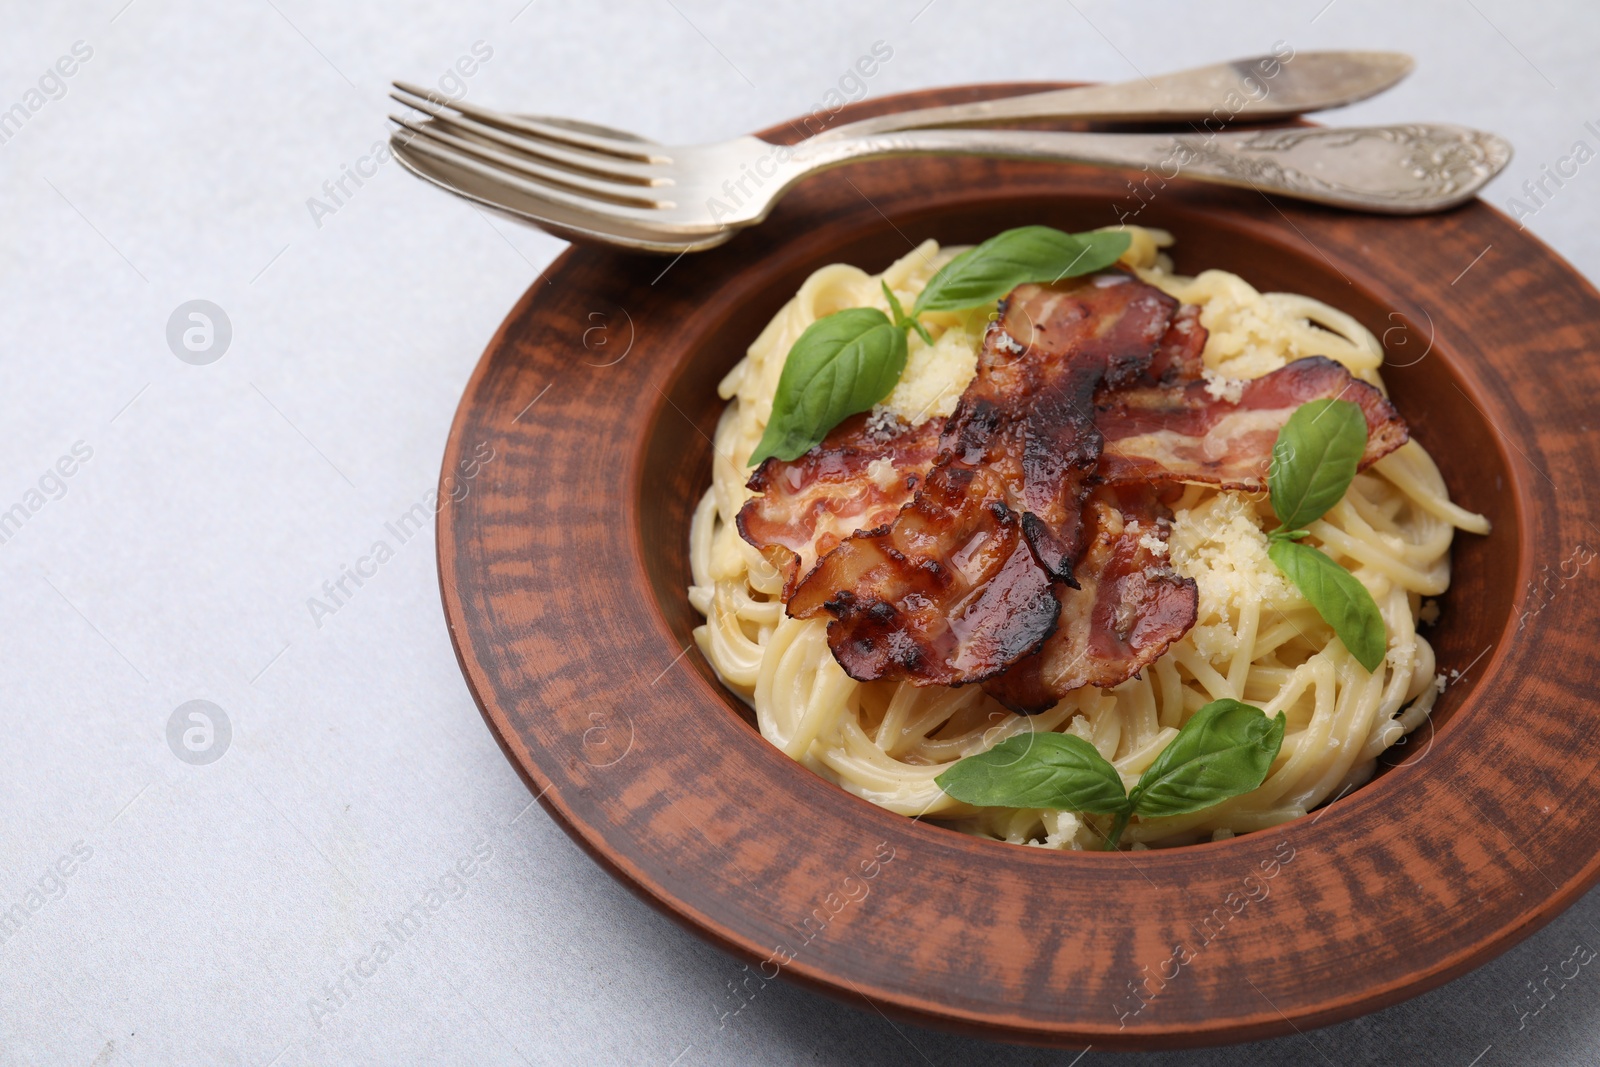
xmin=391 ymin=81 xmax=668 ymax=164
xmin=510 ymin=114 xmax=660 ymax=146
xmin=391 ymin=130 xmax=687 ymax=227
xmin=389 ymin=116 xmax=674 ymax=209
xmin=389 ymin=90 xmax=668 ymax=187
xmin=390 ymin=138 xmax=731 ymax=253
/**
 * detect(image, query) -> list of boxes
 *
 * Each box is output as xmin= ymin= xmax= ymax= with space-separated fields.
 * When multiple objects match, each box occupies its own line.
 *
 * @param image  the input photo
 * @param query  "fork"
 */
xmin=388 ymin=83 xmax=1510 ymax=253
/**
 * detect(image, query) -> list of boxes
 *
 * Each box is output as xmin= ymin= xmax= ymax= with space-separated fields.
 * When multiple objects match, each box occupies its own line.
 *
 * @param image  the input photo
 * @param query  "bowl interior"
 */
xmin=635 ymin=193 xmax=1521 ymax=817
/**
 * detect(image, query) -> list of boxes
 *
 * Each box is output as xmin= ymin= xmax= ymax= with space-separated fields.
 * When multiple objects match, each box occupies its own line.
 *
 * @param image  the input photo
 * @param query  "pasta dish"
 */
xmin=689 ymin=226 xmax=1487 ymax=849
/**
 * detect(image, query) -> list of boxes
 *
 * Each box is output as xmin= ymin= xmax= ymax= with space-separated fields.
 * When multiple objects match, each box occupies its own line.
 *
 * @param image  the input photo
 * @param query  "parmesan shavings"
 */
xmin=1167 ymin=493 xmax=1302 ymax=660
xmin=876 ymin=322 xmax=982 ymax=426
xmin=1201 ymin=367 xmax=1247 ymax=405
xmin=864 ymin=457 xmax=900 ymax=492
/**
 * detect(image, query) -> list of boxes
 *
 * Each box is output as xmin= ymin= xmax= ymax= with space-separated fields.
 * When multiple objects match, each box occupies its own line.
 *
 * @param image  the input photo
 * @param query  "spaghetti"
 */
xmin=689 ymin=227 xmax=1488 ymax=849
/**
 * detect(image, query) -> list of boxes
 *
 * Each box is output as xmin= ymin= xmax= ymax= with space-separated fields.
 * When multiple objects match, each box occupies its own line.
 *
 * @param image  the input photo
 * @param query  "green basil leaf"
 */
xmin=1269 ymin=398 xmax=1369 ymax=532
xmin=748 ymin=308 xmax=908 ymax=465
xmin=1128 ymin=700 xmax=1286 ymax=820
xmin=911 ymin=227 xmax=1132 ymax=315
xmin=935 ymin=732 xmax=1131 ymax=815
xmin=1267 ymin=539 xmax=1388 ymax=672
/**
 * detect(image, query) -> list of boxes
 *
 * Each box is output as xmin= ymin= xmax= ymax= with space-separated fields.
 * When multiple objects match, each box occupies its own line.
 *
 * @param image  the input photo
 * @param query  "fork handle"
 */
xmin=812 ymin=51 xmax=1412 ymax=140
xmin=789 ymin=124 xmax=1511 ymax=215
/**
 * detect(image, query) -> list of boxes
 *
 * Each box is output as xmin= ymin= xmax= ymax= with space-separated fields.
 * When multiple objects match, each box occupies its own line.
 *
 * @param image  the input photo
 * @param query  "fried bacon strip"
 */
xmin=980 ymin=325 xmax=1406 ymax=710
xmin=788 ymin=460 xmax=1060 ymax=685
xmin=737 ymin=414 xmax=943 ymax=600
xmin=1007 ymin=276 xmax=1180 ymax=580
xmin=1097 ymin=354 xmax=1409 ymax=491
xmin=735 ymin=272 xmax=1410 ymax=710
xmin=982 ymin=485 xmax=1197 ymax=713
xmin=1143 ymin=304 xmax=1207 ymax=386
xmin=784 ymin=273 xmax=1179 ymax=686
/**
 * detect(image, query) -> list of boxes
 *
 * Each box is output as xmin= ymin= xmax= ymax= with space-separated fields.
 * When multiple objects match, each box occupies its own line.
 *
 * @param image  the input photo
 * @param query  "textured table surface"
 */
xmin=3 ymin=2 xmax=1598 ymax=1064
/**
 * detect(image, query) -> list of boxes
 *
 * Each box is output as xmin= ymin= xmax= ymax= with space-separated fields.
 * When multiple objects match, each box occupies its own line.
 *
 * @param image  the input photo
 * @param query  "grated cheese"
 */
xmin=1168 ymin=494 xmax=1300 ymax=618
xmin=1201 ymin=367 xmax=1248 ymax=405
xmin=864 ymin=457 xmax=900 ymax=492
xmin=877 ymin=322 xmax=982 ymax=426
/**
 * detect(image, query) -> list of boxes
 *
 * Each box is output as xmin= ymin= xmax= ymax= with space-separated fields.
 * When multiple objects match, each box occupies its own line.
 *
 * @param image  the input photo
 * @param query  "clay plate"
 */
xmin=436 ymin=84 xmax=1600 ymax=1048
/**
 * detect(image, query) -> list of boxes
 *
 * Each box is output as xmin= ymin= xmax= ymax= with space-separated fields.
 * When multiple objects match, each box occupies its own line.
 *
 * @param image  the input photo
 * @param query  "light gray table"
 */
xmin=3 ymin=2 xmax=1597 ymax=1064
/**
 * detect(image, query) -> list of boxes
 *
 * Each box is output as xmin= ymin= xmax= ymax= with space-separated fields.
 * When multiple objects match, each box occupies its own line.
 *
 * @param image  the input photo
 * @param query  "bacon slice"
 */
xmin=736 ymin=414 xmax=942 ymax=600
xmin=1005 ymin=275 xmax=1179 ymax=581
xmin=735 ymin=274 xmax=1409 ymax=709
xmin=785 ymin=273 xmax=1179 ymax=686
xmin=797 ymin=463 xmax=1060 ymax=685
xmin=982 ymin=485 xmax=1197 ymax=713
xmin=1142 ymin=304 xmax=1207 ymax=385
xmin=1097 ymin=355 xmax=1409 ymax=491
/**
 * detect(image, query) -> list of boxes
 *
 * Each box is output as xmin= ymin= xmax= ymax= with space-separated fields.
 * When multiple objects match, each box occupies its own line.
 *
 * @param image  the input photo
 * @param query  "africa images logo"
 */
xmin=166 ymin=700 xmax=231 ymax=766
xmin=166 ymin=300 xmax=232 ymax=365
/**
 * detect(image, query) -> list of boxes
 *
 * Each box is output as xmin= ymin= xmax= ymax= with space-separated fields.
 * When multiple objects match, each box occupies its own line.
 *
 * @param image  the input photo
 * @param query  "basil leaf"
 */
xmin=748 ymin=308 xmax=908 ymax=465
xmin=935 ymin=732 xmax=1130 ymax=815
xmin=911 ymin=227 xmax=1131 ymax=315
xmin=1128 ymin=699 xmax=1286 ymax=820
xmin=1269 ymin=398 xmax=1368 ymax=532
xmin=1268 ymin=539 xmax=1388 ymax=672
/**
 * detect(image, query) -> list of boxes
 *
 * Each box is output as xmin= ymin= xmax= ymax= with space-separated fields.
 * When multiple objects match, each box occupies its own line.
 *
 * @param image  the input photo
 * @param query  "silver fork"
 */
xmin=385 ymin=50 xmax=1414 ymax=253
xmin=388 ymin=76 xmax=1509 ymax=254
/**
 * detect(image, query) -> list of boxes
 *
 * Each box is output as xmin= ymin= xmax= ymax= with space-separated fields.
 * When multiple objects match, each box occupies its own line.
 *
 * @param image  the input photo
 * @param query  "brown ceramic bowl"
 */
xmin=436 ymin=85 xmax=1600 ymax=1048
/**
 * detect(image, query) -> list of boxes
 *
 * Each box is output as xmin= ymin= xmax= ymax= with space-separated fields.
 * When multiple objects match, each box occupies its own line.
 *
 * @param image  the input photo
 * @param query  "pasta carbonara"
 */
xmin=688 ymin=227 xmax=1487 ymax=849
